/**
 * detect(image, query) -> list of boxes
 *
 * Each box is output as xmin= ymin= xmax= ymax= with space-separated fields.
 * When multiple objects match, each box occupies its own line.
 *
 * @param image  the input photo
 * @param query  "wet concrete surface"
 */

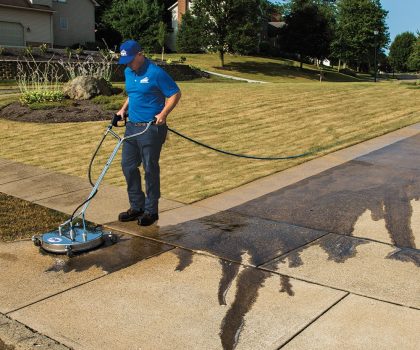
xmin=357 ymin=134 xmax=420 ymax=171
xmin=0 ymin=234 xmax=172 ymax=313
xmin=10 ymin=249 xmax=346 ymax=350
xmin=155 ymin=211 xmax=327 ymax=266
xmin=230 ymin=153 xmax=420 ymax=250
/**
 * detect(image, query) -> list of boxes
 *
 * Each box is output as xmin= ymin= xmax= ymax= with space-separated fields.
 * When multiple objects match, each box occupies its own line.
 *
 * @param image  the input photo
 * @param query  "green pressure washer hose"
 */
xmin=167 ymin=126 xmax=314 ymax=160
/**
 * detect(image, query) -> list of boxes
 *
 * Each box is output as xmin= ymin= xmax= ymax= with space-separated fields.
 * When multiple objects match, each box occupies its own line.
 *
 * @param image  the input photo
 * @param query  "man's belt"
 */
xmin=128 ymin=121 xmax=152 ymax=127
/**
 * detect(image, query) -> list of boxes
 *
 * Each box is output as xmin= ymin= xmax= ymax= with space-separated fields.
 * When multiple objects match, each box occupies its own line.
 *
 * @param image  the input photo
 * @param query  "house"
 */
xmin=0 ymin=0 xmax=98 ymax=48
xmin=166 ymin=0 xmax=192 ymax=52
xmin=165 ymin=0 xmax=284 ymax=54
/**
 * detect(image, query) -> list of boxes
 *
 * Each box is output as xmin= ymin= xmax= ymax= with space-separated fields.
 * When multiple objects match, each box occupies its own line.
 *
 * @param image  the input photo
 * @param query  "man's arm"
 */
xmin=117 ymin=98 xmax=129 ymax=117
xmin=155 ymin=91 xmax=182 ymax=125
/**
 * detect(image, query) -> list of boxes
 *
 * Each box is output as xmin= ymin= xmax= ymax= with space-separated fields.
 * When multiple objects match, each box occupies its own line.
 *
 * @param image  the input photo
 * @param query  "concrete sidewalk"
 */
xmin=1 ymin=123 xmax=420 ymax=349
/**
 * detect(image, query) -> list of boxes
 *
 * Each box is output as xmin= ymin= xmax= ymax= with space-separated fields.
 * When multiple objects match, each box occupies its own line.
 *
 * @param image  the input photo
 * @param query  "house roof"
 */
xmin=0 ymin=0 xmax=98 ymax=11
xmin=0 ymin=0 xmax=53 ymax=12
xmin=168 ymin=2 xmax=178 ymax=11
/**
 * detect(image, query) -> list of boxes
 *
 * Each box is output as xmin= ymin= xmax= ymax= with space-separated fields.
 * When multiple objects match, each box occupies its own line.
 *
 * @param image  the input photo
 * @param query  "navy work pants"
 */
xmin=121 ymin=122 xmax=167 ymax=214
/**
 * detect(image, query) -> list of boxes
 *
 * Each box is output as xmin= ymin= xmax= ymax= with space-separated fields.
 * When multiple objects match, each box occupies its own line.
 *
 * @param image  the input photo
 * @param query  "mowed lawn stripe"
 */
xmin=0 ymin=82 xmax=418 ymax=202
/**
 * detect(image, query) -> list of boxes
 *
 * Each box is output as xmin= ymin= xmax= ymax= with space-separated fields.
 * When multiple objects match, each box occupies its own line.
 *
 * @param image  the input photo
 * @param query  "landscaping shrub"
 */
xmin=20 ymin=90 xmax=64 ymax=104
xmin=39 ymin=43 xmax=48 ymax=56
xmin=17 ymin=56 xmax=64 ymax=106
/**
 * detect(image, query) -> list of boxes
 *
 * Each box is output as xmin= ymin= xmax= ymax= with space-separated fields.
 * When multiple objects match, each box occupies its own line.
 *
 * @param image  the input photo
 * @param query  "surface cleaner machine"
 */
xmin=32 ymin=115 xmax=153 ymax=257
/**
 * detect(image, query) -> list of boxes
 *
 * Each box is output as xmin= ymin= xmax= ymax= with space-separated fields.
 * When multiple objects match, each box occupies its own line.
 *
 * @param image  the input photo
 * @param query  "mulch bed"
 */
xmin=0 ymin=100 xmax=113 ymax=123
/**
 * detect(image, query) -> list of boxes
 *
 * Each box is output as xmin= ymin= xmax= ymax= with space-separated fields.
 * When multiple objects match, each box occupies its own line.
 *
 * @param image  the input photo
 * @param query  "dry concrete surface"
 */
xmin=282 ymin=294 xmax=420 ymax=349
xmin=10 ymin=249 xmax=346 ymax=350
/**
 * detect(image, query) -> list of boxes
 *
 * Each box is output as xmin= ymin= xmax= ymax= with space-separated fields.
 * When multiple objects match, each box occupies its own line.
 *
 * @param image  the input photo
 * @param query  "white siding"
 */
xmin=0 ymin=7 xmax=52 ymax=46
xmin=52 ymin=0 xmax=95 ymax=47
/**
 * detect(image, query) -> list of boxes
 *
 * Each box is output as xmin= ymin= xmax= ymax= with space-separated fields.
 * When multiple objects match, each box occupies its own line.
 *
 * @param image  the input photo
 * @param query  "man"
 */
xmin=117 ymin=40 xmax=181 ymax=226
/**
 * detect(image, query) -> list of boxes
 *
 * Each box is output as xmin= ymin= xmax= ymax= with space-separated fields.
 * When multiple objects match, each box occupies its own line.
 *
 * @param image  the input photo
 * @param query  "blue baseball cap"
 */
xmin=118 ymin=40 xmax=142 ymax=64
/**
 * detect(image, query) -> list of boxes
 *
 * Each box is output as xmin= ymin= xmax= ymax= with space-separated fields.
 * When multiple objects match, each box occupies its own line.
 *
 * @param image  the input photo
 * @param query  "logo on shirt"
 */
xmin=120 ymin=50 xmax=127 ymax=56
xmin=140 ymin=77 xmax=149 ymax=84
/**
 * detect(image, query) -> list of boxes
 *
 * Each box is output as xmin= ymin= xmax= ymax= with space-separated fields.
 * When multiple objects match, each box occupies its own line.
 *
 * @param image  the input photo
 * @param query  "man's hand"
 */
xmin=116 ymin=108 xmax=126 ymax=117
xmin=154 ymin=112 xmax=167 ymax=125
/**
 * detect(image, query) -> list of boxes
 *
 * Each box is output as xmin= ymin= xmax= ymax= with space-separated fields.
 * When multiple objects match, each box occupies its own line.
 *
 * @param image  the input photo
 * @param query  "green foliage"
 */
xmin=158 ymin=21 xmax=166 ymax=60
xmin=158 ymin=21 xmax=166 ymax=48
xmin=280 ymin=0 xmax=334 ymax=66
xmin=20 ymin=90 xmax=64 ymax=105
xmin=75 ymin=46 xmax=84 ymax=55
xmin=24 ymin=46 xmax=33 ymax=57
xmin=407 ymin=34 xmax=420 ymax=71
xmin=0 ymin=46 xmax=4 ymax=56
xmin=102 ymin=0 xmax=164 ymax=52
xmin=332 ymin=0 xmax=389 ymax=70
xmin=176 ymin=11 xmax=206 ymax=53
xmin=191 ymin=0 xmax=265 ymax=66
xmin=38 ymin=43 xmax=48 ymax=55
xmin=65 ymin=47 xmax=72 ymax=58
xmin=389 ymin=32 xmax=417 ymax=72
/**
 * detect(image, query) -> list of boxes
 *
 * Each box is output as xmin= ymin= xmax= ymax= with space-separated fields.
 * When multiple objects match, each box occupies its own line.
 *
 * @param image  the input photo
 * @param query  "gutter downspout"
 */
xmin=50 ymin=12 xmax=54 ymax=48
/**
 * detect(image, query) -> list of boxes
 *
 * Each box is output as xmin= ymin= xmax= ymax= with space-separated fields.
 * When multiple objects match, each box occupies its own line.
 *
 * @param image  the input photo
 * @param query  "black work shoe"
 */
xmin=138 ymin=213 xmax=159 ymax=226
xmin=118 ymin=208 xmax=144 ymax=222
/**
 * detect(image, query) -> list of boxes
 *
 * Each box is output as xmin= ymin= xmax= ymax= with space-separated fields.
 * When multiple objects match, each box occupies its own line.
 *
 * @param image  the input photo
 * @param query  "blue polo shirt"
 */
xmin=125 ymin=58 xmax=180 ymax=122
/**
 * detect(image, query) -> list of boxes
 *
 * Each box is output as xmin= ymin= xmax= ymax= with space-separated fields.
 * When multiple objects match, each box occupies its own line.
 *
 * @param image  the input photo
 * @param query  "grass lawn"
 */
xmin=0 ymin=192 xmax=68 ymax=241
xmin=165 ymin=53 xmax=367 ymax=83
xmin=0 ymin=81 xmax=418 ymax=203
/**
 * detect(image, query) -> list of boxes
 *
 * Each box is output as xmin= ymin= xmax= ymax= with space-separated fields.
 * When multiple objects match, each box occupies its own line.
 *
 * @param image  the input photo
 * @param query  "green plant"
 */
xmin=75 ymin=46 xmax=84 ymax=55
xmin=166 ymin=58 xmax=173 ymax=64
xmin=20 ymin=90 xmax=64 ymax=104
xmin=24 ymin=46 xmax=33 ymax=57
xmin=39 ymin=43 xmax=48 ymax=55
xmin=17 ymin=56 xmax=64 ymax=105
xmin=179 ymin=56 xmax=187 ymax=63
xmin=0 ymin=46 xmax=4 ymax=56
xmin=65 ymin=47 xmax=72 ymax=59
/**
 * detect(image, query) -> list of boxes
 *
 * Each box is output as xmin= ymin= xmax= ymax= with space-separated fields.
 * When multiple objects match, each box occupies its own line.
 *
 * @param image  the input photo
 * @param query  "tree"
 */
xmin=157 ymin=21 xmax=167 ymax=60
xmin=102 ymin=0 xmax=164 ymax=53
xmin=95 ymin=0 xmax=122 ymax=49
xmin=389 ymin=32 xmax=417 ymax=72
xmin=332 ymin=0 xmax=389 ymax=72
xmin=176 ymin=11 xmax=207 ymax=53
xmin=191 ymin=0 xmax=265 ymax=67
xmin=280 ymin=0 xmax=334 ymax=68
xmin=407 ymin=33 xmax=420 ymax=72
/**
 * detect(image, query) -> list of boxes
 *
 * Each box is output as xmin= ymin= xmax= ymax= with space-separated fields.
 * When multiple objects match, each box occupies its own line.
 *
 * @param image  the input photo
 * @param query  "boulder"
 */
xmin=63 ymin=76 xmax=112 ymax=100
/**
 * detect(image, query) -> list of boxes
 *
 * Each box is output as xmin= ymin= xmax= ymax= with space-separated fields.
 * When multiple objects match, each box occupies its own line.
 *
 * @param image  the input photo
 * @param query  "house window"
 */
xmin=59 ymin=17 xmax=68 ymax=30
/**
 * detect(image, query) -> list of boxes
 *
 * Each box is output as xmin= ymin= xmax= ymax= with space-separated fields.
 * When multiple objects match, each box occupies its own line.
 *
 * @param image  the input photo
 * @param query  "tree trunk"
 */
xmin=219 ymin=49 xmax=225 ymax=67
xmin=161 ymin=46 xmax=164 ymax=61
xmin=338 ymin=59 xmax=341 ymax=72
